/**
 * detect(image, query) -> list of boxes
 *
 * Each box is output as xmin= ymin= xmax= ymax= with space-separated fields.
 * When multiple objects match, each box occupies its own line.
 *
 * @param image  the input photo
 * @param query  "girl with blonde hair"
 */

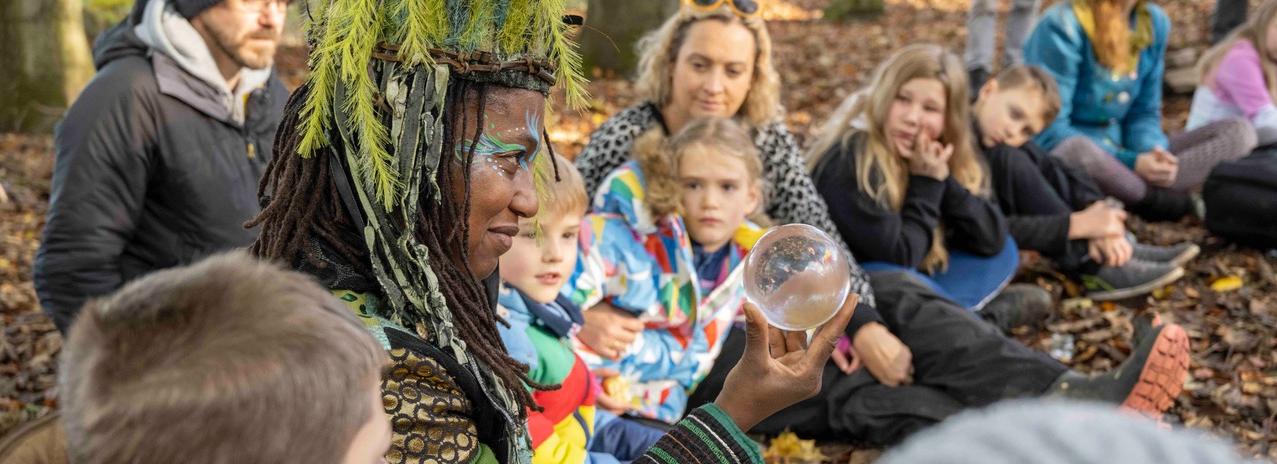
xmin=1189 ymin=0 xmax=1277 ymax=145
xmin=568 ymin=117 xmax=788 ymax=422
xmin=1023 ymin=0 xmax=1257 ymax=220
xmin=809 ymin=44 xmax=1017 ymax=311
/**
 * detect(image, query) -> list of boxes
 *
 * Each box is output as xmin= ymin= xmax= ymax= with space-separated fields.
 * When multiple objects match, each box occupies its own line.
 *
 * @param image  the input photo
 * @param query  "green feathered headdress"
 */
xmin=296 ymin=0 xmax=587 ymax=208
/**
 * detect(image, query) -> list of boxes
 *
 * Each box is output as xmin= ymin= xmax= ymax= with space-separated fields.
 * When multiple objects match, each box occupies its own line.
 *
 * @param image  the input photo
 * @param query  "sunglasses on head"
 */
xmin=683 ymin=0 xmax=760 ymax=17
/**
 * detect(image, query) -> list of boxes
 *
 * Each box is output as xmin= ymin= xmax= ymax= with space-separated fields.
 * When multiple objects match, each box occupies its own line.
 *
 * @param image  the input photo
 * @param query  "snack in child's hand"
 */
xmin=602 ymin=375 xmax=641 ymax=409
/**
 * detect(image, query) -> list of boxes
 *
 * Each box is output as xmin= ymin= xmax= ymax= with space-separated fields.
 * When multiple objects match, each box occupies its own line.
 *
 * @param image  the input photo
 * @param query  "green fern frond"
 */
xmin=534 ymin=0 xmax=588 ymax=109
xmin=329 ymin=0 xmax=400 ymax=207
xmin=457 ymin=0 xmax=494 ymax=51
xmin=394 ymin=0 xmax=448 ymax=65
xmin=296 ymin=0 xmax=346 ymax=156
xmin=499 ymin=0 xmax=532 ymax=56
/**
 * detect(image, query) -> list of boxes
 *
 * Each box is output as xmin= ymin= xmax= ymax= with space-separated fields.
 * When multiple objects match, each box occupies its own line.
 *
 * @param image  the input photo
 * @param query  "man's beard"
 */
xmin=208 ymin=25 xmax=278 ymax=70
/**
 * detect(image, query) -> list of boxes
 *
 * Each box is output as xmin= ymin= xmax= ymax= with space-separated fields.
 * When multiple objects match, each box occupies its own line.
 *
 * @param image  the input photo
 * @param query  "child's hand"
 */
xmin=714 ymin=293 xmax=858 ymax=431
xmin=830 ymin=336 xmax=861 ymax=374
xmin=1135 ymin=150 xmax=1177 ymax=187
xmin=1069 ymin=201 xmax=1127 ymax=239
xmin=852 ymin=322 xmax=913 ymax=386
xmin=1088 ymin=235 xmax=1133 ymax=267
xmin=901 ymin=132 xmax=953 ymax=180
xmin=578 ymin=302 xmax=644 ymax=360
xmin=594 ymin=369 xmax=638 ymax=414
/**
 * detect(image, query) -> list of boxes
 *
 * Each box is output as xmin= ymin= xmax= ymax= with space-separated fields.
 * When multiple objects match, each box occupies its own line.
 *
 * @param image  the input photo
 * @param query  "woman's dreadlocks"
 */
xmin=248 ymin=78 xmax=542 ymax=414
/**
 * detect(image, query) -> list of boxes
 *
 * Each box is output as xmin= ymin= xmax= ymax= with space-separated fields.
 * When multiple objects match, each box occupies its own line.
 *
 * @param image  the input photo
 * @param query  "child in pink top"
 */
xmin=1189 ymin=1 xmax=1277 ymax=146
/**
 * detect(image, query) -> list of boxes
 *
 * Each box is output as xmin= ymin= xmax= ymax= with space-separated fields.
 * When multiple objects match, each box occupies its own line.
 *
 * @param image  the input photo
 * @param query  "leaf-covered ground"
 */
xmin=3 ymin=0 xmax=1275 ymax=461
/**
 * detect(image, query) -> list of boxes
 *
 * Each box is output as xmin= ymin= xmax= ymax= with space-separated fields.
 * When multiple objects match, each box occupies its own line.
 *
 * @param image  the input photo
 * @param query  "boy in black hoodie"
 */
xmin=973 ymin=65 xmax=1197 ymax=301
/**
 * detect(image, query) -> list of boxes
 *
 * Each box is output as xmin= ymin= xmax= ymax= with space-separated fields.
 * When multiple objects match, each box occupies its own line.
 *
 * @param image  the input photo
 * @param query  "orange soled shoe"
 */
xmin=1047 ymin=323 xmax=1191 ymax=418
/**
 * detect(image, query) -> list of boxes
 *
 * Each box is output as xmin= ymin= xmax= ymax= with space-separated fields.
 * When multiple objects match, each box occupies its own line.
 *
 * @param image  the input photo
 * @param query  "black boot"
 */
xmin=980 ymin=284 xmax=1052 ymax=333
xmin=1047 ymin=323 xmax=1190 ymax=418
xmin=1129 ymin=187 xmax=1193 ymax=222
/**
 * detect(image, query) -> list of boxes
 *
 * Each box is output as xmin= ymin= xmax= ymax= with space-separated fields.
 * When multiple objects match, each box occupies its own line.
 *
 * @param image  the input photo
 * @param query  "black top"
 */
xmin=812 ymin=131 xmax=1008 ymax=270
xmin=979 ymin=130 xmax=1103 ymax=258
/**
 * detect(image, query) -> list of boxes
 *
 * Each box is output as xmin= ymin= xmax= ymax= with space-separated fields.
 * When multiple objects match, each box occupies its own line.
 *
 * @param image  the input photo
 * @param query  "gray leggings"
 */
xmin=1049 ymin=118 xmax=1257 ymax=204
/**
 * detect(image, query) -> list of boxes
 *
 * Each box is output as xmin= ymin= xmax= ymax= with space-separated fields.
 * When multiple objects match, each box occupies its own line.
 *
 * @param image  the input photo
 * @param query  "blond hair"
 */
xmin=807 ymin=44 xmax=985 ymax=272
xmin=536 ymin=154 xmax=589 ymax=220
xmin=993 ymin=65 xmax=1063 ymax=124
xmin=634 ymin=7 xmax=781 ymax=127
xmin=1199 ymin=0 xmax=1277 ymax=100
xmin=634 ymin=117 xmax=769 ymax=224
xmin=1089 ymin=0 xmax=1142 ymax=75
xmin=60 ymin=252 xmax=388 ymax=464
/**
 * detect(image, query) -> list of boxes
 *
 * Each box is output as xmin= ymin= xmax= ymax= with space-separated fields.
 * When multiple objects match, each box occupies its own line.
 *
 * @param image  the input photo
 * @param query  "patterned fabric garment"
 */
xmin=337 ymin=290 xmax=501 ymax=464
xmin=573 ymin=102 xmax=876 ymax=309
xmin=567 ymin=160 xmax=765 ymax=423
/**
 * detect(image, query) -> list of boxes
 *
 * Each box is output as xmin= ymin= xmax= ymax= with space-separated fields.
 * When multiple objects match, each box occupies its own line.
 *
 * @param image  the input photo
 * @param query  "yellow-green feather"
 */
xmin=330 ymin=0 xmax=401 ymax=208
xmin=458 ymin=0 xmax=495 ymax=51
xmin=532 ymin=0 xmax=588 ymax=109
xmin=499 ymin=0 xmax=533 ymax=56
xmin=296 ymin=0 xmax=345 ymax=157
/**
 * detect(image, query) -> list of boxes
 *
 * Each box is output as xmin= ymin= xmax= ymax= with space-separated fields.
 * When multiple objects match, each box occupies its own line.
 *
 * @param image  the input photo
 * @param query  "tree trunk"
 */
xmin=0 ymin=0 xmax=95 ymax=133
xmin=580 ymin=0 xmax=679 ymax=78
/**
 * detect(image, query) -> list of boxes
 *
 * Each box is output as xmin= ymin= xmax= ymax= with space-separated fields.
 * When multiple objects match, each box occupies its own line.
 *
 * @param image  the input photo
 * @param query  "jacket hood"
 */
xmin=91 ymin=0 xmax=149 ymax=69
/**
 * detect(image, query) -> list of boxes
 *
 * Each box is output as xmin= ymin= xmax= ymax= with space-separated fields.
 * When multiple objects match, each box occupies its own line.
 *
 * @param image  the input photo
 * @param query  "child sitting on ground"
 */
xmin=57 ymin=252 xmax=392 ymax=464
xmin=972 ymin=65 xmax=1197 ymax=301
xmin=568 ymin=117 xmax=770 ymax=423
xmin=496 ymin=155 xmax=665 ymax=463
xmin=1189 ymin=0 xmax=1277 ymax=146
xmin=808 ymin=44 xmax=1044 ymax=321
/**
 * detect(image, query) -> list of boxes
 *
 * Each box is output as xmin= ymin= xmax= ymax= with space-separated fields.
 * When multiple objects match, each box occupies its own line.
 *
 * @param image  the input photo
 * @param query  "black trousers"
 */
xmin=1212 ymin=0 xmax=1247 ymax=44
xmin=688 ymin=270 xmax=1068 ymax=445
xmin=983 ymin=143 xmax=1103 ymax=274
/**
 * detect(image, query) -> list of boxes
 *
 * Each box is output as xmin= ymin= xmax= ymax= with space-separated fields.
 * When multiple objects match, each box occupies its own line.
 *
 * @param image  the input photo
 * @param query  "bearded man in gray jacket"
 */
xmin=34 ymin=0 xmax=289 ymax=332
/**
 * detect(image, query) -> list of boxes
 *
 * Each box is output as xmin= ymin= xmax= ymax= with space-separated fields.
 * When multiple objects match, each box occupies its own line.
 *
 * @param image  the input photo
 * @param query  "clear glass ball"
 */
xmin=742 ymin=224 xmax=851 ymax=331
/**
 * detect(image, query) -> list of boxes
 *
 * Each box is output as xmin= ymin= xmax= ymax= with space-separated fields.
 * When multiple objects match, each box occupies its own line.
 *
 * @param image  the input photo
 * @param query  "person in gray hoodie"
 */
xmin=34 ymin=0 xmax=288 ymax=333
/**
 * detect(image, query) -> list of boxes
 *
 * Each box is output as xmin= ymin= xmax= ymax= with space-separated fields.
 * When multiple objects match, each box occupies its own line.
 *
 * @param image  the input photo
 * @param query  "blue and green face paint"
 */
xmin=456 ymin=110 xmax=543 ymax=179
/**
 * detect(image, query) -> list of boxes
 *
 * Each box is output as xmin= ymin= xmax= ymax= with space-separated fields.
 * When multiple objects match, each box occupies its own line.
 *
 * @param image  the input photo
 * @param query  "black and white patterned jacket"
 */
xmin=574 ymin=102 xmax=878 ymax=311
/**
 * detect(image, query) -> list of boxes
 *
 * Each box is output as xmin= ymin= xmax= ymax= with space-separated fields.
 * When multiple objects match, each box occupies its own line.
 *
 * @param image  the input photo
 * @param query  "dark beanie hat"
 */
xmin=171 ymin=0 xmax=225 ymax=19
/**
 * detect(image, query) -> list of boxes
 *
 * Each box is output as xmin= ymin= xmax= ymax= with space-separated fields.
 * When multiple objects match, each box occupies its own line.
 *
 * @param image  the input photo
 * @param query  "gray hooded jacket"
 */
xmin=34 ymin=0 xmax=287 ymax=332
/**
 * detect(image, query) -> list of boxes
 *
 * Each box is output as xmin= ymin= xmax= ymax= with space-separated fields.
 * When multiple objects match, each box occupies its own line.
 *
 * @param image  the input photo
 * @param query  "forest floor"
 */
xmin=3 ymin=0 xmax=1276 ymax=462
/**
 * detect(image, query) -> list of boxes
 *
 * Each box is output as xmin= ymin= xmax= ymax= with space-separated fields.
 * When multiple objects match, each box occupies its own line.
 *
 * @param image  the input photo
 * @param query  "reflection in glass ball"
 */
xmin=743 ymin=224 xmax=851 ymax=331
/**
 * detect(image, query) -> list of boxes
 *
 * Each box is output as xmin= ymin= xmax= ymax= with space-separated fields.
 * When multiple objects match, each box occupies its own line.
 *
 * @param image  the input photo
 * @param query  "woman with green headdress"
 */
xmin=248 ymin=0 xmax=853 ymax=462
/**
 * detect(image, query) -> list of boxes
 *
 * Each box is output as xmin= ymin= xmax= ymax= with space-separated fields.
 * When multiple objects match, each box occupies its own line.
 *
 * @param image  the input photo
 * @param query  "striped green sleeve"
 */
xmin=633 ymin=404 xmax=763 ymax=464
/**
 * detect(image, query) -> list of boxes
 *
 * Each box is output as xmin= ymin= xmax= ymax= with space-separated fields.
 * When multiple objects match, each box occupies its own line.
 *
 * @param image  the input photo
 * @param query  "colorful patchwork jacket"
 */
xmin=567 ymin=161 xmax=765 ymax=423
xmin=497 ymin=284 xmax=614 ymax=464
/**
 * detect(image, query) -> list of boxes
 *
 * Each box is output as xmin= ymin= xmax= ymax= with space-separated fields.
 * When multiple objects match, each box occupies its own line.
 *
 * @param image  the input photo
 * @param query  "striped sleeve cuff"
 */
xmin=634 ymin=404 xmax=764 ymax=464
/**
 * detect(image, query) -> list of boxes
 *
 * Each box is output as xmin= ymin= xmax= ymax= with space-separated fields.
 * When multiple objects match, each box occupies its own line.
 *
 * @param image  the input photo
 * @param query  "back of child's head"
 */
xmin=633 ymin=117 xmax=767 ymax=219
xmin=536 ymin=154 xmax=589 ymax=221
xmin=991 ymin=65 xmax=1061 ymax=124
xmin=59 ymin=252 xmax=387 ymax=464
